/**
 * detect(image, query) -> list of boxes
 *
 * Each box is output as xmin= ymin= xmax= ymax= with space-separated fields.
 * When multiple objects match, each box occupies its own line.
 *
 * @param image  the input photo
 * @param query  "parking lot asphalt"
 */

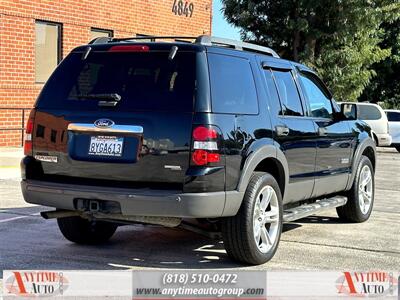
xmin=0 ymin=148 xmax=399 ymax=279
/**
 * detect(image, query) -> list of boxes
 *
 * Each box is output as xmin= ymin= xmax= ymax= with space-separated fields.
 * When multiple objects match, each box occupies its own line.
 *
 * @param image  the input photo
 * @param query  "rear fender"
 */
xmin=236 ymin=141 xmax=289 ymax=195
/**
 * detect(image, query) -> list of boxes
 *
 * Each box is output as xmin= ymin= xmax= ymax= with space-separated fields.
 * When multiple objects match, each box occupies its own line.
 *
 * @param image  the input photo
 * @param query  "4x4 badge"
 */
xmin=94 ymin=119 xmax=115 ymax=128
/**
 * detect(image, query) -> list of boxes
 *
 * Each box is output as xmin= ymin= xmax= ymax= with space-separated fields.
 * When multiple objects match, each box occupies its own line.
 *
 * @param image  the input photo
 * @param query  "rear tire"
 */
xmin=57 ymin=216 xmax=117 ymax=244
xmin=395 ymin=146 xmax=400 ymax=153
xmin=336 ymin=156 xmax=374 ymax=223
xmin=221 ymin=172 xmax=283 ymax=265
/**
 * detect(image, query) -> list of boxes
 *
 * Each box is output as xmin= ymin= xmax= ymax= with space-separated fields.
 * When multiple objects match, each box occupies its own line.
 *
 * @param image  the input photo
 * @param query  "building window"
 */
xmin=90 ymin=28 xmax=113 ymax=41
xmin=35 ymin=21 xmax=62 ymax=83
xmin=136 ymin=34 xmax=156 ymax=42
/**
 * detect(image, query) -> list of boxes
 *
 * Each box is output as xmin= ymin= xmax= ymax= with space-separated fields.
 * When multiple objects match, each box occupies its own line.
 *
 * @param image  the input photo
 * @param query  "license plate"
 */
xmin=88 ymin=136 xmax=124 ymax=157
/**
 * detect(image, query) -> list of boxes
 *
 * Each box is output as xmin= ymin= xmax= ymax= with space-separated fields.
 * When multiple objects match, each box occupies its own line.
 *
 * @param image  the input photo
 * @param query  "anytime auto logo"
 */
xmin=336 ymin=272 xmax=397 ymax=297
xmin=5 ymin=271 xmax=69 ymax=297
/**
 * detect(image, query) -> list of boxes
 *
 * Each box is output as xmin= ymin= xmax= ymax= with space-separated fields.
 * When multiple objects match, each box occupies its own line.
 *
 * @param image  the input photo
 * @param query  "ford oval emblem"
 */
xmin=94 ymin=118 xmax=115 ymax=128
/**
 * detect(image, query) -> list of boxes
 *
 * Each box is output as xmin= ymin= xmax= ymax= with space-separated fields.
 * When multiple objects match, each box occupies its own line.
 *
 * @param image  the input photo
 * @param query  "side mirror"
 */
xmin=340 ymin=103 xmax=357 ymax=120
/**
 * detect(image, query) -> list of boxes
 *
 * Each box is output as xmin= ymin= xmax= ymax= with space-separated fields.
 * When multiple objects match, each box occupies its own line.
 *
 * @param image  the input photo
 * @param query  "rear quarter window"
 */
xmin=208 ymin=53 xmax=258 ymax=114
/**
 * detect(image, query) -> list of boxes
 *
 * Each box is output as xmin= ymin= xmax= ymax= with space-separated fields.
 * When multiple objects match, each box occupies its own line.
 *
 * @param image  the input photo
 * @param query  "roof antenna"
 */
xmin=168 ymin=46 xmax=178 ymax=61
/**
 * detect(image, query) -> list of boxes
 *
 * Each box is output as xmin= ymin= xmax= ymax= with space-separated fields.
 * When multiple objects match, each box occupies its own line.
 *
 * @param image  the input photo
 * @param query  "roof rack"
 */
xmin=89 ymin=35 xmax=279 ymax=58
xmin=195 ymin=35 xmax=279 ymax=58
xmin=89 ymin=36 xmax=197 ymax=44
xmin=117 ymin=36 xmax=197 ymax=42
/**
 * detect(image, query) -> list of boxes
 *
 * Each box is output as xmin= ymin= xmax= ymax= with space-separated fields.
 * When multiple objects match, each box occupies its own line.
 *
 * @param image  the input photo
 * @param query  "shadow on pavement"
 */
xmin=294 ymin=215 xmax=346 ymax=224
xmin=282 ymin=214 xmax=346 ymax=232
xmin=0 ymin=208 xmax=246 ymax=270
xmin=0 ymin=206 xmax=350 ymax=271
xmin=282 ymin=223 xmax=302 ymax=232
xmin=104 ymin=226 xmax=245 ymax=269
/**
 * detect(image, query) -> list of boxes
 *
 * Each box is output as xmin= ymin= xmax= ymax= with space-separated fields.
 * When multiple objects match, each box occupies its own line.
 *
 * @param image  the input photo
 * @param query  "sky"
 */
xmin=212 ymin=0 xmax=241 ymax=40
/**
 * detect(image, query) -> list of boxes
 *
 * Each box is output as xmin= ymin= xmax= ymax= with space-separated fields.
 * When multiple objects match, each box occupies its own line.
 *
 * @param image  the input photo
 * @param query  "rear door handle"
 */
xmin=276 ymin=125 xmax=290 ymax=137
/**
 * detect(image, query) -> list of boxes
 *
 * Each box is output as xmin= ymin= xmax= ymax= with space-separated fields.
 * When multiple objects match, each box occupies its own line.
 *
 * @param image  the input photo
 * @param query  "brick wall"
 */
xmin=0 ymin=0 xmax=212 ymax=147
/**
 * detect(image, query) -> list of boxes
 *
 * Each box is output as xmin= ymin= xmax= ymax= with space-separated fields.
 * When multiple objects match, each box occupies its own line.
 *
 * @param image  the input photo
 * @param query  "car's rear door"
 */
xmin=261 ymin=59 xmax=317 ymax=203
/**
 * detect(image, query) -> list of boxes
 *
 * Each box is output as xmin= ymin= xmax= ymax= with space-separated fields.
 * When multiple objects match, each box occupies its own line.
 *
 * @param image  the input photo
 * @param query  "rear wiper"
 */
xmin=77 ymin=93 xmax=121 ymax=107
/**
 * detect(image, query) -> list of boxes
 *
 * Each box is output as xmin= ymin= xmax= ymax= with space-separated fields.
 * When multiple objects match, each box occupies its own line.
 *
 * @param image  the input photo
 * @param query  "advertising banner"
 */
xmin=1 ymin=270 xmax=398 ymax=299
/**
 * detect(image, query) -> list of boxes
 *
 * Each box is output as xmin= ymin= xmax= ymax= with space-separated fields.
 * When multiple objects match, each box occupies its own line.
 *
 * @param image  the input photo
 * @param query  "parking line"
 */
xmin=0 ymin=212 xmax=40 ymax=223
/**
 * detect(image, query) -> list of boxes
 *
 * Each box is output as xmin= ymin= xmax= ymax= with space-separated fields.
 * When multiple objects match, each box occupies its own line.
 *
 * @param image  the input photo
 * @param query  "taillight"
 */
xmin=108 ymin=45 xmax=150 ymax=52
xmin=24 ymin=109 xmax=36 ymax=156
xmin=193 ymin=126 xmax=218 ymax=140
xmin=191 ymin=125 xmax=221 ymax=166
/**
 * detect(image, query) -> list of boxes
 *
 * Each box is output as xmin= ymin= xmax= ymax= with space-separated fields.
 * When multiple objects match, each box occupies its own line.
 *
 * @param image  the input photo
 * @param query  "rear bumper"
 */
xmin=376 ymin=133 xmax=392 ymax=146
xmin=21 ymin=180 xmax=243 ymax=218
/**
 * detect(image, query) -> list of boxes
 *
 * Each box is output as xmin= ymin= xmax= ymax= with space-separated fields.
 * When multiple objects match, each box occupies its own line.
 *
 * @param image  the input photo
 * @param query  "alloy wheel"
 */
xmin=358 ymin=165 xmax=373 ymax=214
xmin=253 ymin=185 xmax=280 ymax=253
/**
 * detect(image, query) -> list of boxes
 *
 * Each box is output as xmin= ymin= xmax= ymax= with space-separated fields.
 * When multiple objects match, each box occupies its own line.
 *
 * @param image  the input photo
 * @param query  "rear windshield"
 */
xmin=36 ymin=50 xmax=196 ymax=112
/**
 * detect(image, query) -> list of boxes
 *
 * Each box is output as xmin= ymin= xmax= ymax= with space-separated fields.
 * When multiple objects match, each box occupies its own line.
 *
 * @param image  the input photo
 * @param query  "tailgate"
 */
xmin=31 ymin=48 xmax=198 ymax=187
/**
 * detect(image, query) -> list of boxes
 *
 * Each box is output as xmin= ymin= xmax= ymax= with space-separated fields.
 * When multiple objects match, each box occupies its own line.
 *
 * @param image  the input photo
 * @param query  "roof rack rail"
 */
xmin=195 ymin=35 xmax=279 ymax=58
xmin=88 ymin=34 xmax=279 ymax=58
xmin=90 ymin=36 xmax=197 ymax=44
xmin=118 ymin=36 xmax=197 ymax=42
xmin=89 ymin=36 xmax=196 ymax=45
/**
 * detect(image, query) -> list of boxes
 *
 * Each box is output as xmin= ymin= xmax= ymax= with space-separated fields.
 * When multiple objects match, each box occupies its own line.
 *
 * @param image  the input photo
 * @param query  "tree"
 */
xmin=360 ymin=19 xmax=400 ymax=108
xmin=221 ymin=0 xmax=400 ymax=102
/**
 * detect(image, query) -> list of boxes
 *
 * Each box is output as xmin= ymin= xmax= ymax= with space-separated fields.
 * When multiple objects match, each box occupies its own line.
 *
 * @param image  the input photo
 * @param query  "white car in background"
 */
xmin=343 ymin=102 xmax=392 ymax=146
xmin=385 ymin=109 xmax=400 ymax=152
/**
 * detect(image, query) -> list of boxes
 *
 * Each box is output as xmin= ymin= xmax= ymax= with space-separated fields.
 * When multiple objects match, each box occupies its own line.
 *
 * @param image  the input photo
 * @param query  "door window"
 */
xmin=299 ymin=73 xmax=333 ymax=119
xmin=272 ymin=70 xmax=304 ymax=116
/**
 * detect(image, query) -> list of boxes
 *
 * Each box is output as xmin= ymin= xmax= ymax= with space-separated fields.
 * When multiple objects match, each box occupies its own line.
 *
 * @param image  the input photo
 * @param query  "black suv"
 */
xmin=21 ymin=35 xmax=376 ymax=265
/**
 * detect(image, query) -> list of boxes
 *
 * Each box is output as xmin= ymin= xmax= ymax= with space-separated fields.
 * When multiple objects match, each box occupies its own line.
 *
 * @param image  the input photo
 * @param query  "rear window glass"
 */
xmin=358 ymin=105 xmax=382 ymax=120
xmin=36 ymin=50 xmax=196 ymax=112
xmin=386 ymin=111 xmax=400 ymax=121
xmin=208 ymin=54 xmax=258 ymax=114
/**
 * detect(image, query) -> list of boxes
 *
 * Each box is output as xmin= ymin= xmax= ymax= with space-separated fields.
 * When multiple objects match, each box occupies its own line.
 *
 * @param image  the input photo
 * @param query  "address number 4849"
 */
xmin=172 ymin=0 xmax=194 ymax=17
